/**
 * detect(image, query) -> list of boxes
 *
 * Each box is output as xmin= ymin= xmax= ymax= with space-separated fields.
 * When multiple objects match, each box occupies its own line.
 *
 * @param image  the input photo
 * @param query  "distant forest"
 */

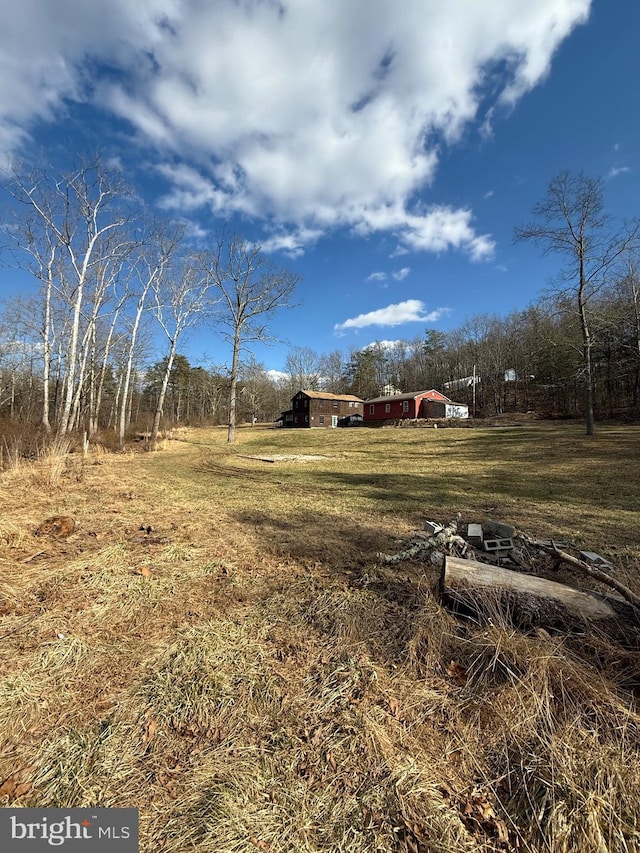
xmin=3 ymin=275 xmax=640 ymax=433
xmin=1 ymin=159 xmax=639 ymax=443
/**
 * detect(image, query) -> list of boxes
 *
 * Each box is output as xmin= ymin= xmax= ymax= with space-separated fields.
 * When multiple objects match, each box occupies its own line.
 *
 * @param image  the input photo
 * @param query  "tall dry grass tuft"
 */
xmin=0 ymin=433 xmax=71 ymax=491
xmin=36 ymin=438 xmax=72 ymax=490
xmin=0 ymin=434 xmax=23 ymax=472
xmin=406 ymin=598 xmax=640 ymax=852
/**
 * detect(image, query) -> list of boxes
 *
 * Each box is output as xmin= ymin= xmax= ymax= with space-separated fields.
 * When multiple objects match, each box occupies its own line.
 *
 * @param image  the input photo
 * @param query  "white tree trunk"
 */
xmin=150 ymin=340 xmax=177 ymax=447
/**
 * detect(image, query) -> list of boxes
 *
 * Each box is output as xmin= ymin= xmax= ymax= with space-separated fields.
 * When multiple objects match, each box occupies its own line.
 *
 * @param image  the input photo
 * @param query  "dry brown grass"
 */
xmin=0 ymin=422 xmax=639 ymax=852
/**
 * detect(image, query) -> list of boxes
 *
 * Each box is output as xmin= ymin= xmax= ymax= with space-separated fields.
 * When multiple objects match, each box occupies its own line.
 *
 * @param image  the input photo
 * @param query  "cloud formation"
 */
xmin=606 ymin=166 xmax=631 ymax=180
xmin=392 ymin=267 xmax=410 ymax=281
xmin=0 ymin=0 xmax=591 ymax=254
xmin=334 ymin=300 xmax=448 ymax=331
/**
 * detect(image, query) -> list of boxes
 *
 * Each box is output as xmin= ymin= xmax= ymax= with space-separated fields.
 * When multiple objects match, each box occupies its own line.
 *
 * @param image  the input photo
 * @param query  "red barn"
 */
xmin=363 ymin=389 xmax=454 ymax=424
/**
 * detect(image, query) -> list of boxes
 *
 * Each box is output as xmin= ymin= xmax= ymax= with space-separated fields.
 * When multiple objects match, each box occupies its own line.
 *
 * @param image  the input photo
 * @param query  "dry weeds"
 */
xmin=0 ymin=422 xmax=639 ymax=852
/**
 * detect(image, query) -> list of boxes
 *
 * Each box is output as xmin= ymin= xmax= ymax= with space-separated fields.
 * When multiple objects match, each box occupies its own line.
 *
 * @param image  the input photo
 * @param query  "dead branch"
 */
xmin=533 ymin=540 xmax=640 ymax=614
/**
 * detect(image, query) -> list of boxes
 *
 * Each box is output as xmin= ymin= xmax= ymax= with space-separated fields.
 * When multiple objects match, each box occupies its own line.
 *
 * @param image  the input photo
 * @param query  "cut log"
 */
xmin=531 ymin=541 xmax=640 ymax=614
xmin=441 ymin=555 xmax=617 ymax=629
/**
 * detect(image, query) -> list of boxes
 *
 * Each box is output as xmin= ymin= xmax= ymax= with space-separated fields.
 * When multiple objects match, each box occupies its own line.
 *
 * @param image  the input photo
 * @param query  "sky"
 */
xmin=0 ymin=0 xmax=639 ymax=376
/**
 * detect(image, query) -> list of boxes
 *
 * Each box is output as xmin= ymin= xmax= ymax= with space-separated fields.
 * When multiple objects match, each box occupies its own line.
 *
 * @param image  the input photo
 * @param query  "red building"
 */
xmin=364 ymin=389 xmax=458 ymax=424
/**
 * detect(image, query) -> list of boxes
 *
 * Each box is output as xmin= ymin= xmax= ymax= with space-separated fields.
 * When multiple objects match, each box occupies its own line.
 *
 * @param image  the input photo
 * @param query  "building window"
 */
xmin=333 ymin=402 xmax=338 ymax=408
xmin=369 ymin=404 xmax=375 ymax=414
xmin=319 ymin=416 xmax=324 ymax=425
xmin=305 ymin=415 xmax=309 ymax=423
xmin=385 ymin=403 xmax=391 ymax=413
xmin=402 ymin=400 xmax=409 ymax=413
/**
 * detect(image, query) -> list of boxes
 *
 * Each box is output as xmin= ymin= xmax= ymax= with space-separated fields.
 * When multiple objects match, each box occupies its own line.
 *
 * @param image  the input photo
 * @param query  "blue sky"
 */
xmin=1 ymin=0 xmax=638 ymax=376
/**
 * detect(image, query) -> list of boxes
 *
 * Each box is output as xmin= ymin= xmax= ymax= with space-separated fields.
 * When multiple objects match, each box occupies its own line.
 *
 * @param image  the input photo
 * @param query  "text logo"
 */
xmin=1 ymin=809 xmax=138 ymax=851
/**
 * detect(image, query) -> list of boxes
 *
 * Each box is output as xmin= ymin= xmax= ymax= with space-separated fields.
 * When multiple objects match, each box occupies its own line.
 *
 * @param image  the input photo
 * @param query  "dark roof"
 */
xmin=296 ymin=390 xmax=364 ymax=403
xmin=365 ymin=389 xmax=451 ymax=404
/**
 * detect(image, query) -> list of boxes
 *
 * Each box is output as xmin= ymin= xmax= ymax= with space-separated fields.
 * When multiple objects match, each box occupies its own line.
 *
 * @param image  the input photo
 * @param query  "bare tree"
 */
xmin=318 ymin=350 xmax=346 ymax=393
xmin=203 ymin=234 xmax=300 ymax=444
xmin=515 ymin=171 xmax=639 ymax=435
xmin=618 ymin=259 xmax=640 ymax=385
xmin=238 ymin=357 xmax=281 ymax=425
xmin=285 ymin=345 xmax=321 ymax=394
xmin=4 ymin=157 xmax=133 ymax=437
xmin=117 ymin=225 xmax=183 ymax=448
xmin=149 ymin=253 xmax=213 ymax=447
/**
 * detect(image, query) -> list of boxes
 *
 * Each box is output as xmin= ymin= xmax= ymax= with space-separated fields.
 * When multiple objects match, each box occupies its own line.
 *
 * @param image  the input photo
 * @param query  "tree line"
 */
xmin=0 ymin=156 xmax=298 ymax=446
xmin=1 ymin=161 xmax=639 ymax=444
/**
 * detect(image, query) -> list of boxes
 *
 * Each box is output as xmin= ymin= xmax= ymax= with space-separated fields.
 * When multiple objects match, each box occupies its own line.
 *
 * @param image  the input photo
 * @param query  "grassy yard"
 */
xmin=1 ymin=422 xmax=639 ymax=852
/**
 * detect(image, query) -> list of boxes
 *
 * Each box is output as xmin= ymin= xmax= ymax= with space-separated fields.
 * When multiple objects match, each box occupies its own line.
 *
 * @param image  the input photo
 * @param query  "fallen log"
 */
xmin=441 ymin=555 xmax=618 ymax=630
xmin=531 ymin=540 xmax=640 ymax=614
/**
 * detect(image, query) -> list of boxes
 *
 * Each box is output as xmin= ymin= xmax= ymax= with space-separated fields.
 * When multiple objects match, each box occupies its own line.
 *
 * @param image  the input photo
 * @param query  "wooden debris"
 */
xmin=379 ymin=517 xmax=467 ymax=565
xmin=441 ymin=555 xmax=618 ymax=628
xmin=381 ymin=512 xmax=639 ymax=631
xmin=531 ymin=540 xmax=640 ymax=614
xmin=505 ymin=548 xmax=534 ymax=571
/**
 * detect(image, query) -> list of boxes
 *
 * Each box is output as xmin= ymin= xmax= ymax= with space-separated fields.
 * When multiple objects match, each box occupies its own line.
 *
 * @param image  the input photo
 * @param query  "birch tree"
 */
xmin=117 ymin=226 xmax=183 ymax=448
xmin=149 ymin=253 xmax=213 ymax=447
xmin=4 ymin=202 xmax=64 ymax=432
xmin=5 ymin=158 xmax=132 ymax=437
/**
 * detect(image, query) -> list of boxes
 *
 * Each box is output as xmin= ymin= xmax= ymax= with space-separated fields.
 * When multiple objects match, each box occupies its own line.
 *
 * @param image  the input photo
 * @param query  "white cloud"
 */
xmin=266 ymin=369 xmax=289 ymax=383
xmin=334 ymin=299 xmax=448 ymax=331
xmin=178 ymin=219 xmax=208 ymax=240
xmin=367 ymin=271 xmax=388 ymax=282
xmin=0 ymin=0 xmax=591 ymax=254
xmin=0 ymin=0 xmax=180 ymax=163
xmin=258 ymin=226 xmax=324 ymax=258
xmin=365 ymin=339 xmax=404 ymax=350
xmin=607 ymin=166 xmax=631 ymax=180
xmin=395 ymin=207 xmax=495 ymax=260
xmin=392 ymin=267 xmax=410 ymax=281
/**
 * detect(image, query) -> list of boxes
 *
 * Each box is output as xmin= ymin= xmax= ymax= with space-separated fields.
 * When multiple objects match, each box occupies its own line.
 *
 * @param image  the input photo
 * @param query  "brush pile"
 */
xmin=380 ymin=514 xmax=640 ymax=639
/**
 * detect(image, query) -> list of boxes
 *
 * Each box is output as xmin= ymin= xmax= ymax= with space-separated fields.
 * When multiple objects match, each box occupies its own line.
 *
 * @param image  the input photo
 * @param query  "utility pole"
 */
xmin=472 ymin=364 xmax=476 ymax=418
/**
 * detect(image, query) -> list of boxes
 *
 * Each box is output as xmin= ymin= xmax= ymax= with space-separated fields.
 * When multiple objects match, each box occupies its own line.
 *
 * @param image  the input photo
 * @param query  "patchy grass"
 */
xmin=0 ymin=422 xmax=639 ymax=852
